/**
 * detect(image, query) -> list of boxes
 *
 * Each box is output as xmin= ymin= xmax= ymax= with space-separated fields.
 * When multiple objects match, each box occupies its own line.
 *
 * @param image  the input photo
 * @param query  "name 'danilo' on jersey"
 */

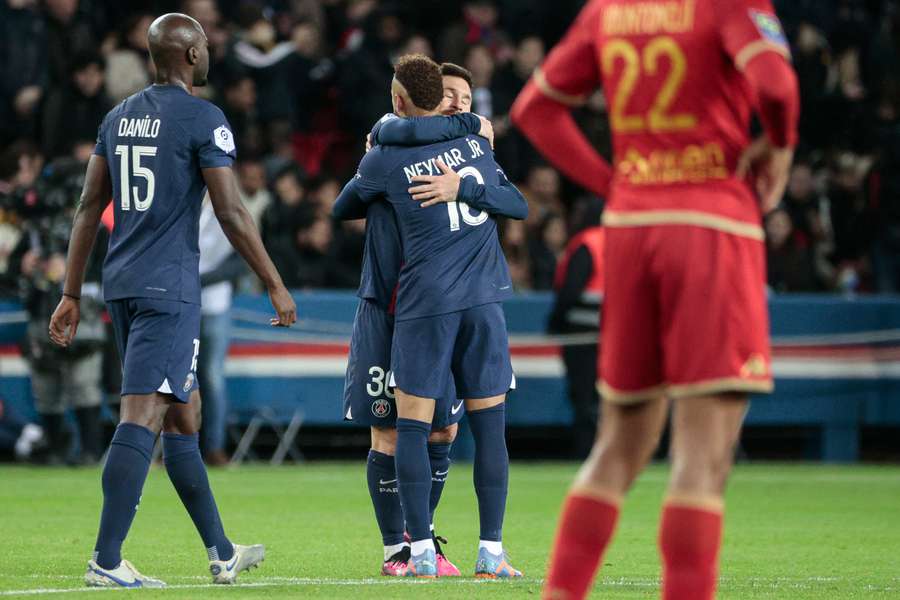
xmin=118 ymin=115 xmax=161 ymax=138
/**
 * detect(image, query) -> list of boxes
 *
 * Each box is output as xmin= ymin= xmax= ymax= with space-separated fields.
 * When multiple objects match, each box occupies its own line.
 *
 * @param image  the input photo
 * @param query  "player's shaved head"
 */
xmin=392 ymin=54 xmax=444 ymax=117
xmin=147 ymin=13 xmax=210 ymax=87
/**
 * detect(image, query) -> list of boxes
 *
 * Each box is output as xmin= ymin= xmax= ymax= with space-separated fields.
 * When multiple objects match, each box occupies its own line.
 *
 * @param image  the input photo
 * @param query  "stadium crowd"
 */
xmin=1 ymin=0 xmax=898 ymax=295
xmin=0 ymin=0 xmax=898 ymax=463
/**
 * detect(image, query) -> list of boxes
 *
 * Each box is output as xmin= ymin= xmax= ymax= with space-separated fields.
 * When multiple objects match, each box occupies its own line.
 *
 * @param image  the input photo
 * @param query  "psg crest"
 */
xmin=183 ymin=372 xmax=195 ymax=393
xmin=371 ymin=399 xmax=391 ymax=418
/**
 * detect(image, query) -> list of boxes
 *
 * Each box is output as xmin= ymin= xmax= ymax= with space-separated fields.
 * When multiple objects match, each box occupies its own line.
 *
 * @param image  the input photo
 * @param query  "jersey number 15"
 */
xmin=114 ymin=144 xmax=158 ymax=211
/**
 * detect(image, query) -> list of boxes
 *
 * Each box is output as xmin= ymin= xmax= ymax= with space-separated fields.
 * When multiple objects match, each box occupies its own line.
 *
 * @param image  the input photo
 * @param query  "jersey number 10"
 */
xmin=446 ymin=166 xmax=489 ymax=231
xmin=114 ymin=144 xmax=158 ymax=211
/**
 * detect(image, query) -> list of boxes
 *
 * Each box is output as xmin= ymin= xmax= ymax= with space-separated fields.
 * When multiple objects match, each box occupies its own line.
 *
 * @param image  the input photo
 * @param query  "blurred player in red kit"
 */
xmin=511 ymin=1 xmax=799 ymax=598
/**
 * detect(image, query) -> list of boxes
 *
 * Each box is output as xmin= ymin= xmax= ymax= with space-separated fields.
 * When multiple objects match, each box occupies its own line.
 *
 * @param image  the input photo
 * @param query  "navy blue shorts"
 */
xmin=343 ymin=299 xmax=463 ymax=428
xmin=391 ymin=302 xmax=515 ymax=400
xmin=107 ymin=298 xmax=201 ymax=403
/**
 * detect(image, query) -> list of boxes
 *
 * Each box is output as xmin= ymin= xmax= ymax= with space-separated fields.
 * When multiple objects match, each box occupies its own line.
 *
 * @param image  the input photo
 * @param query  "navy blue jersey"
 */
xmin=371 ymin=112 xmax=481 ymax=147
xmin=357 ymin=201 xmax=402 ymax=312
xmin=335 ymin=134 xmax=514 ymax=321
xmin=94 ymin=84 xmax=236 ymax=304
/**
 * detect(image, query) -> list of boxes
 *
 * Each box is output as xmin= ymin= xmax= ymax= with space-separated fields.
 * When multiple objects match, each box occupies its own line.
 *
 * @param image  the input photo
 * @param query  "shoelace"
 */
xmin=432 ymin=535 xmax=449 ymax=557
xmin=387 ymin=546 xmax=411 ymax=564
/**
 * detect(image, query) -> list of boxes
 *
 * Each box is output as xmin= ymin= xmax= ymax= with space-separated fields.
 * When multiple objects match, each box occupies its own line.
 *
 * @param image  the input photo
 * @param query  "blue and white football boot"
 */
xmin=85 ymin=559 xmax=166 ymax=588
xmin=209 ymin=543 xmax=266 ymax=584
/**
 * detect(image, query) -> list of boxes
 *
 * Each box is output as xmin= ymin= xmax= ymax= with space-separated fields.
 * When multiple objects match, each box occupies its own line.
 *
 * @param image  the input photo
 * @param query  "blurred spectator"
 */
xmin=8 ymin=154 xmax=107 ymax=465
xmin=0 ymin=0 xmax=894 ymax=298
xmin=440 ymin=0 xmax=508 ymax=65
xmin=766 ymin=208 xmax=826 ymax=292
xmin=103 ymin=13 xmax=154 ymax=103
xmin=41 ymin=53 xmax=112 ymax=158
xmin=501 ymin=218 xmax=531 ymax=289
xmin=529 ymin=212 xmax=567 ymax=290
xmin=198 ymin=197 xmax=243 ymax=466
xmin=283 ymin=215 xmax=358 ymax=288
xmin=829 ymin=152 xmax=874 ymax=292
xmin=465 ymin=44 xmax=495 ymax=117
xmin=0 ymin=0 xmax=48 ymax=145
xmin=262 ymin=165 xmax=310 ymax=280
xmin=44 ymin=0 xmax=96 ymax=86
xmin=0 ymin=396 xmax=45 ymax=461
xmin=337 ymin=6 xmax=406 ymax=136
xmin=547 ymin=198 xmax=604 ymax=458
xmin=0 ymin=141 xmax=43 ymax=296
xmin=221 ymin=74 xmax=264 ymax=156
xmin=492 ymin=35 xmax=545 ymax=180
xmin=524 ymin=164 xmax=565 ymax=225
xmin=236 ymin=158 xmax=272 ymax=226
xmin=873 ymin=117 xmax=900 ymax=292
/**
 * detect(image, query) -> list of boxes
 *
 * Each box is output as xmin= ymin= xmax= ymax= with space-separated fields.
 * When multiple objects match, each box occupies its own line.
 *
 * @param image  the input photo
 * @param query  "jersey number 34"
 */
xmin=114 ymin=144 xmax=158 ymax=211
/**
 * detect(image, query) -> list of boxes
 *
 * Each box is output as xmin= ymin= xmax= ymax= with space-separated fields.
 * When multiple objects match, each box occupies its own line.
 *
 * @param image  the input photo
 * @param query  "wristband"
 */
xmin=63 ymin=293 xmax=81 ymax=301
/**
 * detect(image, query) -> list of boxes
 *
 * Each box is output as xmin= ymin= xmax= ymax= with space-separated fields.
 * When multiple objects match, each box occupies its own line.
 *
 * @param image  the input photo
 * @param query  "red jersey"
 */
xmin=536 ymin=0 xmax=792 ymax=241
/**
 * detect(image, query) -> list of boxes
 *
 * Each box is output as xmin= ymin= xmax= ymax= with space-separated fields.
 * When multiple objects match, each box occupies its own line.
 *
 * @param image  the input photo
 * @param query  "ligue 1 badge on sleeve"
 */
xmin=371 ymin=398 xmax=391 ymax=418
xmin=183 ymin=372 xmax=195 ymax=393
xmin=213 ymin=126 xmax=235 ymax=153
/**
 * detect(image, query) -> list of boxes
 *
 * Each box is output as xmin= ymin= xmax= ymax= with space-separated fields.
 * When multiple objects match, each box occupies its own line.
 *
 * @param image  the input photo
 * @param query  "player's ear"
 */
xmin=187 ymin=46 xmax=199 ymax=66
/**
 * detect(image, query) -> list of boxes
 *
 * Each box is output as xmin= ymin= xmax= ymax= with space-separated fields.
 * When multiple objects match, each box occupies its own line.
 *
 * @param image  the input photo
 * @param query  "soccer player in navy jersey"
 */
xmin=341 ymin=62 xmax=526 ymax=577
xmin=48 ymin=13 xmax=296 ymax=588
xmin=333 ymin=54 xmax=523 ymax=579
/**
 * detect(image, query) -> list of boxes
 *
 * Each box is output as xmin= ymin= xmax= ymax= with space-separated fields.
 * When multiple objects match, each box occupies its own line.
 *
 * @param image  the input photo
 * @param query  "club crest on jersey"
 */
xmin=750 ymin=10 xmax=787 ymax=47
xmin=213 ymin=126 xmax=235 ymax=153
xmin=183 ymin=372 xmax=195 ymax=393
xmin=371 ymin=398 xmax=391 ymax=418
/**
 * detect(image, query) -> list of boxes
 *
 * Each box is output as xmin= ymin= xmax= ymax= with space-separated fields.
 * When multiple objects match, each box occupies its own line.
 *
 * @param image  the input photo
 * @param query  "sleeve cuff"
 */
xmin=199 ymin=156 xmax=235 ymax=169
xmin=457 ymin=174 xmax=479 ymax=203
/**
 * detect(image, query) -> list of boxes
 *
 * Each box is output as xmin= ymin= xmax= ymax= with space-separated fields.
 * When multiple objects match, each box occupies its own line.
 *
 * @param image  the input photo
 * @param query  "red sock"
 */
xmin=659 ymin=501 xmax=723 ymax=600
xmin=542 ymin=492 xmax=620 ymax=600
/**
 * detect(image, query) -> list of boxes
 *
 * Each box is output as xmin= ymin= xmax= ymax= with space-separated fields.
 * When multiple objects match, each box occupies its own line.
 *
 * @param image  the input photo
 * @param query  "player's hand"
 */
xmin=48 ymin=296 xmax=80 ymax=347
xmin=477 ymin=115 xmax=495 ymax=149
xmin=736 ymin=136 xmax=795 ymax=214
xmin=268 ymin=284 xmax=297 ymax=327
xmin=409 ymin=159 xmax=461 ymax=207
xmin=365 ymin=133 xmax=373 ymax=153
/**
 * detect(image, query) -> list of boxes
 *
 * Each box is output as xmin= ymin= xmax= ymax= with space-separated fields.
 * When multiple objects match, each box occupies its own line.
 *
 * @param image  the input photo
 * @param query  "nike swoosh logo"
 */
xmin=225 ymin=556 xmax=238 ymax=572
xmin=92 ymin=568 xmax=140 ymax=588
xmin=379 ymin=479 xmax=398 ymax=485
xmin=451 ymin=401 xmax=463 ymax=415
xmin=434 ymin=469 xmax=449 ymax=476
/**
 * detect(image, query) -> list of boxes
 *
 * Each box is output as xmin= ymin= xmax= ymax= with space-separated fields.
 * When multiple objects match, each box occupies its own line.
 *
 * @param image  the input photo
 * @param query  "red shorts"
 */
xmin=599 ymin=223 xmax=773 ymax=403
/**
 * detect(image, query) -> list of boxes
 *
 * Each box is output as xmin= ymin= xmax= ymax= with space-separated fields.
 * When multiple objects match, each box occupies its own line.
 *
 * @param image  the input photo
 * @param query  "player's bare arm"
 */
xmin=49 ymin=155 xmax=111 ymax=347
xmin=203 ymin=165 xmax=296 ymax=327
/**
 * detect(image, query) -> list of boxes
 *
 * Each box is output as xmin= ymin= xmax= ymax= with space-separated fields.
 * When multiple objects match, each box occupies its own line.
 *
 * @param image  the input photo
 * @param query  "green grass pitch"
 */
xmin=1 ymin=462 xmax=898 ymax=598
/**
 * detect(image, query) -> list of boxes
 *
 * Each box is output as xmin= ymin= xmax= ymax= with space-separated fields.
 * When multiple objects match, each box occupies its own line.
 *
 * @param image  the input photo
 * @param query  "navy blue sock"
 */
xmin=427 ymin=442 xmax=452 ymax=526
xmin=395 ymin=418 xmax=432 ymax=542
xmin=469 ymin=404 xmax=508 ymax=542
xmin=366 ymin=450 xmax=405 ymax=546
xmin=162 ymin=433 xmax=233 ymax=561
xmin=94 ymin=423 xmax=156 ymax=569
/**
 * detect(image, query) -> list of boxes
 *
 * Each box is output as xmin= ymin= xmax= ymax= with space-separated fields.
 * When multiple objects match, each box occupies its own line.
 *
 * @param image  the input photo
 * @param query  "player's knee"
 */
xmin=669 ymin=450 xmax=733 ymax=496
xmin=428 ymin=423 xmax=457 ymax=444
xmin=371 ymin=426 xmax=398 ymax=455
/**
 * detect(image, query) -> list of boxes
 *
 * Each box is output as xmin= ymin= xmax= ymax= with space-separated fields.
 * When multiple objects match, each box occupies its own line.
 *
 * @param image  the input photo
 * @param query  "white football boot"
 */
xmin=85 ymin=558 xmax=166 ymax=588
xmin=209 ymin=543 xmax=266 ymax=584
